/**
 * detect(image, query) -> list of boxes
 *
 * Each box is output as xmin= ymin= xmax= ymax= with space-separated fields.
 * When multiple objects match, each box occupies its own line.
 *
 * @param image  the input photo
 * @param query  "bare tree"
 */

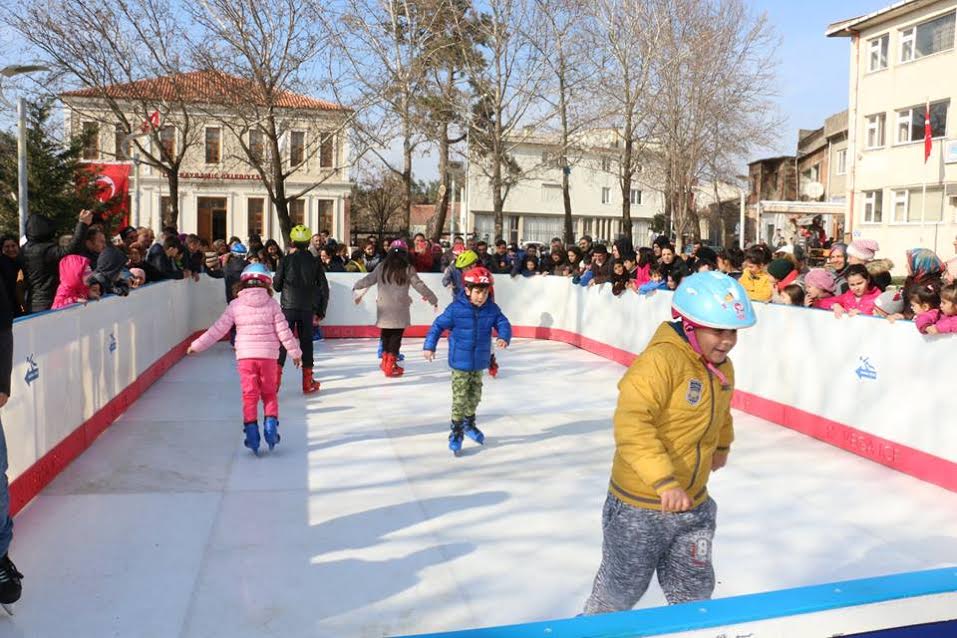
xmin=351 ymin=167 xmax=406 ymax=239
xmin=653 ymin=0 xmax=779 ymax=249
xmin=7 ymin=0 xmax=199 ymax=227
xmin=460 ymin=0 xmax=549 ymax=241
xmin=333 ymin=0 xmax=450 ymax=237
xmin=187 ymin=0 xmax=349 ymax=247
xmin=580 ymin=0 xmax=661 ymax=244
xmin=528 ymin=0 xmax=593 ymax=244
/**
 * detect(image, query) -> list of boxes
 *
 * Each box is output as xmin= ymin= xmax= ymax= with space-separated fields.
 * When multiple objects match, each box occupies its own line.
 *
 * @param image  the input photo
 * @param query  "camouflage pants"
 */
xmin=451 ymin=370 xmax=483 ymax=421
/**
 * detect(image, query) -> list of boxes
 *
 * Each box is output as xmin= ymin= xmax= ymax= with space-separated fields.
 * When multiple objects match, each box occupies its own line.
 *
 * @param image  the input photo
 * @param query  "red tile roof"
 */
xmin=411 ymin=203 xmax=459 ymax=228
xmin=61 ymin=70 xmax=346 ymax=111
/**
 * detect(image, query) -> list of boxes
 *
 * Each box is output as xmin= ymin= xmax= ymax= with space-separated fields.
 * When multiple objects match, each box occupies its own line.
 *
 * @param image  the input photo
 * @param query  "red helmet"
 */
xmin=463 ymin=266 xmax=493 ymax=287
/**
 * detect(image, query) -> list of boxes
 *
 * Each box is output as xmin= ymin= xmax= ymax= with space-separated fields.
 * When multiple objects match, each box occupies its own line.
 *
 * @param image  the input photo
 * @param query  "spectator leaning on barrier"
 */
xmin=829 ymin=264 xmax=881 ymax=318
xmin=22 ymin=210 xmax=92 ymax=314
xmin=0 ymin=237 xmax=23 ymax=318
xmin=925 ymin=284 xmax=957 ymax=335
xmin=826 ymin=242 xmax=851 ymax=295
xmin=716 ymin=247 xmax=744 ymax=280
xmin=52 ymin=255 xmax=100 ymax=309
xmin=892 ymin=248 xmax=945 ymax=321
xmin=803 ymin=268 xmax=837 ymax=309
xmin=910 ymin=284 xmax=942 ymax=334
xmin=148 ymin=236 xmax=189 ymax=281
xmin=740 ymin=246 xmax=773 ymax=303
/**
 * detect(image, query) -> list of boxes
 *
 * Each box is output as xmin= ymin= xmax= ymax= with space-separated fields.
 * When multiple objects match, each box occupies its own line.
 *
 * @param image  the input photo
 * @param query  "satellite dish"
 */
xmin=805 ymin=181 xmax=825 ymax=199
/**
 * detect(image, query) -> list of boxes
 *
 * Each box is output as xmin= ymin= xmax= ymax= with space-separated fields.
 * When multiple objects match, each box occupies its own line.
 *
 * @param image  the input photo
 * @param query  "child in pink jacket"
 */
xmin=188 ymin=263 xmax=302 ymax=455
xmin=908 ymin=284 xmax=942 ymax=335
xmin=52 ymin=255 xmax=101 ymax=309
xmin=926 ymin=283 xmax=957 ymax=334
xmin=830 ymin=264 xmax=882 ymax=317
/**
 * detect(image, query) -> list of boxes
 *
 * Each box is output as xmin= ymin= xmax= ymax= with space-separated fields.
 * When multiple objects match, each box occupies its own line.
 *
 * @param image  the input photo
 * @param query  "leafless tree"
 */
xmin=351 ymin=167 xmax=407 ymax=239
xmin=332 ymin=0 xmax=450 ymax=237
xmin=653 ymin=0 xmax=779 ymax=248
xmin=579 ymin=0 xmax=661 ymax=244
xmin=6 ymin=0 xmax=199 ymax=227
xmin=186 ymin=0 xmax=350 ymax=247
xmin=459 ymin=0 xmax=550 ymax=241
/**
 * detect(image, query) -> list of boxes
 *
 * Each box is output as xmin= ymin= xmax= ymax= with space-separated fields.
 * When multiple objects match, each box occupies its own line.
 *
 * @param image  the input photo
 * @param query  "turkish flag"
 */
xmin=86 ymin=163 xmax=131 ymax=224
xmin=924 ymin=101 xmax=932 ymax=163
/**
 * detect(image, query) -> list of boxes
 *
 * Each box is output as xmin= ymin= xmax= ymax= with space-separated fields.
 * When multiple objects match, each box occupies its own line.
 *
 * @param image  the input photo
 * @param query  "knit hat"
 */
xmin=874 ymin=289 xmax=904 ymax=315
xmin=804 ymin=268 xmax=837 ymax=293
xmin=129 ymin=267 xmax=146 ymax=282
xmin=847 ymin=239 xmax=879 ymax=261
xmin=767 ymin=259 xmax=795 ymax=281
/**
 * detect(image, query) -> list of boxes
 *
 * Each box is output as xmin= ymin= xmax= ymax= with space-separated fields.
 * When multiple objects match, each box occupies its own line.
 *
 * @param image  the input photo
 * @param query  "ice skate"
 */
xmin=0 ymin=554 xmax=23 ymax=612
xmin=243 ymin=422 xmax=261 ymax=456
xmin=449 ymin=421 xmax=465 ymax=456
xmin=263 ymin=416 xmax=280 ymax=450
xmin=463 ymin=415 xmax=485 ymax=445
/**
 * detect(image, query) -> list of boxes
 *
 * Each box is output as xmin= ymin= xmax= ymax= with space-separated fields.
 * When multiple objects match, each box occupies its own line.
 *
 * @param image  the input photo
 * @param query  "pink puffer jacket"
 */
xmin=190 ymin=287 xmax=302 ymax=361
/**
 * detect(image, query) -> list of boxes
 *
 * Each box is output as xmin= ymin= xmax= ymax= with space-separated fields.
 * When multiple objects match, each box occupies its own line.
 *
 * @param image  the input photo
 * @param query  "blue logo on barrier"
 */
xmin=109 ymin=333 xmax=117 ymax=353
xmin=24 ymin=355 xmax=39 ymax=386
xmin=855 ymin=357 xmax=877 ymax=381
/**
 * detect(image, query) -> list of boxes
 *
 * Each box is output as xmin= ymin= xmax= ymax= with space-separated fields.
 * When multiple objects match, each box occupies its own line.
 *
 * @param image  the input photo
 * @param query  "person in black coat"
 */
xmin=147 ymin=236 xmax=188 ymax=280
xmin=274 ymin=231 xmax=329 ymax=394
xmin=22 ymin=210 xmax=91 ymax=313
xmin=89 ymin=245 xmax=131 ymax=298
xmin=0 ymin=273 xmax=22 ymax=606
xmin=0 ymin=237 xmax=23 ymax=318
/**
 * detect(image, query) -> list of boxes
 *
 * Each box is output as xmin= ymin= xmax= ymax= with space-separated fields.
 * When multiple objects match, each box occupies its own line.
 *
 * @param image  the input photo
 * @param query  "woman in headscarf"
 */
xmin=886 ymin=248 xmax=945 ymax=321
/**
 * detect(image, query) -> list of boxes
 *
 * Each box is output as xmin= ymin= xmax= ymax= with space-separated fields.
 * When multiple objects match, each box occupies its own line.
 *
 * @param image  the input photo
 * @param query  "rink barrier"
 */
xmin=324 ymin=273 xmax=957 ymax=494
xmin=6 ymin=277 xmax=224 ymax=516
xmin=390 ymin=567 xmax=957 ymax=638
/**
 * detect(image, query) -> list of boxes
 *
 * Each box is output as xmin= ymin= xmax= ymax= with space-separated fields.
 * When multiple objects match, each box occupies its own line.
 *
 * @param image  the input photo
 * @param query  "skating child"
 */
xmin=187 ymin=264 xmax=302 ymax=455
xmin=583 ymin=271 xmax=757 ymax=614
xmin=353 ymin=240 xmax=439 ymax=377
xmin=423 ymin=267 xmax=512 ymax=455
xmin=926 ymin=284 xmax=957 ymax=334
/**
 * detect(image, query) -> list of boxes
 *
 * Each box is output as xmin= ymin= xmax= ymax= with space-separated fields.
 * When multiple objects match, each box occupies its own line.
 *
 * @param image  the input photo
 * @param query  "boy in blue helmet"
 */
xmin=583 ymin=271 xmax=757 ymax=614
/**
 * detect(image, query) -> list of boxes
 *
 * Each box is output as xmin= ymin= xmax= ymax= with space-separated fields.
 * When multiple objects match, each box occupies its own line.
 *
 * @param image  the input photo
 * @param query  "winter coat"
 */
xmin=22 ymin=215 xmax=89 ymax=313
xmin=148 ymin=250 xmax=185 ymax=281
xmin=52 ymin=255 xmax=93 ymax=309
xmin=189 ymin=287 xmax=302 ymax=361
xmin=361 ymin=253 xmax=383 ymax=272
xmin=638 ymin=279 xmax=667 ymax=295
xmin=609 ymin=322 xmax=734 ymax=512
xmin=915 ymin=309 xmax=941 ymax=334
xmin=633 ymin=263 xmax=652 ymax=287
xmin=932 ymin=313 xmax=957 ymax=333
xmin=273 ymin=250 xmax=329 ymax=317
xmin=423 ymin=293 xmax=512 ymax=372
xmin=89 ymin=246 xmax=130 ymax=298
xmin=353 ymin=265 xmax=438 ymax=329
xmin=0 ymin=255 xmax=23 ymax=318
xmin=411 ymin=250 xmax=436 ymax=273
xmin=829 ymin=286 xmax=881 ymax=315
xmin=740 ymin=270 xmax=773 ymax=302
xmin=442 ymin=265 xmax=464 ymax=294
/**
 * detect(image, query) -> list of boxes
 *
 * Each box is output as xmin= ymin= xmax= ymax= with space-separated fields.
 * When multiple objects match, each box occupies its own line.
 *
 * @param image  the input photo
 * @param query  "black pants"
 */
xmin=381 ymin=328 xmax=404 ymax=355
xmin=278 ymin=308 xmax=314 ymax=369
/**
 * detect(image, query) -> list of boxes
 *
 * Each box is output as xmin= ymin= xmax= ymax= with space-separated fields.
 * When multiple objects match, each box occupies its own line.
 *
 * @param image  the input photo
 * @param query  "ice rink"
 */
xmin=5 ymin=338 xmax=957 ymax=638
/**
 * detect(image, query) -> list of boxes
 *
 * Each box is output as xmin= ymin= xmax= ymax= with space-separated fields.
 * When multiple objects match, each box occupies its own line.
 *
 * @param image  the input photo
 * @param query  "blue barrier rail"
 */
xmin=391 ymin=567 xmax=957 ymax=638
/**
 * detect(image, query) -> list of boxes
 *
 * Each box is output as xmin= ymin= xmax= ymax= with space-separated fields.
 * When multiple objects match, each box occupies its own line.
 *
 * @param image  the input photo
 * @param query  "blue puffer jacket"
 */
xmin=424 ymin=293 xmax=512 ymax=372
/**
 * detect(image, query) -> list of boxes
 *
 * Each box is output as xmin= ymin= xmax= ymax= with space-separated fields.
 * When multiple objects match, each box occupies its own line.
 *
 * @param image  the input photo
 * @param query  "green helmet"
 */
xmin=290 ymin=224 xmax=311 ymax=243
xmin=455 ymin=250 xmax=479 ymax=269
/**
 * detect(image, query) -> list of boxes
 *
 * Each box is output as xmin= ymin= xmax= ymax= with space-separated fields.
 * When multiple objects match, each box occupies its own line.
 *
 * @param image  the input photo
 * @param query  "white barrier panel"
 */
xmin=325 ymin=273 xmax=957 ymax=487
xmin=6 ymin=277 xmax=224 ymax=510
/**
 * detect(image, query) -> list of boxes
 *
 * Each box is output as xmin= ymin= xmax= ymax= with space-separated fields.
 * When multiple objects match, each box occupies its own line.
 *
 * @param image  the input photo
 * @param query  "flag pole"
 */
xmin=921 ymin=97 xmax=930 ymax=245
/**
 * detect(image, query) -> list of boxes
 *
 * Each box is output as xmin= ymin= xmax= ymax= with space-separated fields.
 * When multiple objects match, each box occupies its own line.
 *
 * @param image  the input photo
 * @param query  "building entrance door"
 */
xmin=197 ymin=197 xmax=228 ymax=243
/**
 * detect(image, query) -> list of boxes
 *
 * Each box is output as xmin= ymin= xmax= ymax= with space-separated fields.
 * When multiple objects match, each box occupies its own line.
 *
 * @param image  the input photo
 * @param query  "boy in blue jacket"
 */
xmin=424 ymin=266 xmax=512 ymax=455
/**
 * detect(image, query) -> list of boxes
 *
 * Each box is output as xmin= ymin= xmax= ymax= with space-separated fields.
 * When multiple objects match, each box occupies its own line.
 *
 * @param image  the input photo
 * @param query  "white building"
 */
xmin=61 ymin=71 xmax=353 ymax=244
xmin=828 ymin=0 xmax=957 ymax=271
xmin=467 ymin=131 xmax=666 ymax=245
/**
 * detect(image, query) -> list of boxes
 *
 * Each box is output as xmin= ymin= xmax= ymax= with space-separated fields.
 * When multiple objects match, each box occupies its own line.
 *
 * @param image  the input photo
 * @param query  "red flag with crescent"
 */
xmin=84 ymin=163 xmax=131 ymax=223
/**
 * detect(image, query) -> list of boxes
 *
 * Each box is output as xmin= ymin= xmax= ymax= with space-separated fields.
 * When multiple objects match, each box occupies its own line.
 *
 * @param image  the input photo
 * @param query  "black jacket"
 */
xmin=22 ymin=215 xmax=89 ymax=313
xmin=147 ymin=250 xmax=185 ymax=281
xmin=273 ymin=250 xmax=329 ymax=317
xmin=0 ymin=255 xmax=23 ymax=318
xmin=89 ymin=246 xmax=130 ymax=297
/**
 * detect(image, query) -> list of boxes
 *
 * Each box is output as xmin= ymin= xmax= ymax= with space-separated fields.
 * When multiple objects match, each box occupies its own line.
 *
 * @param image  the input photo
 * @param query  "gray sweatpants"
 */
xmin=583 ymin=493 xmax=717 ymax=614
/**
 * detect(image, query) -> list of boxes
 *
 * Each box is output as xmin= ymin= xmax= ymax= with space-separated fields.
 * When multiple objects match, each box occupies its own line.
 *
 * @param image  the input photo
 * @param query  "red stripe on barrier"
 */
xmin=320 ymin=324 xmax=957 ymax=493
xmin=8 ymin=331 xmax=203 ymax=516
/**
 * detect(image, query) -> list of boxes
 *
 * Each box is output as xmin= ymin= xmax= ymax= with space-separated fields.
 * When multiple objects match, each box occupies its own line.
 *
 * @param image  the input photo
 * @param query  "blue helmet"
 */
xmin=240 ymin=262 xmax=272 ymax=285
xmin=230 ymin=242 xmax=248 ymax=255
xmin=671 ymin=271 xmax=756 ymax=330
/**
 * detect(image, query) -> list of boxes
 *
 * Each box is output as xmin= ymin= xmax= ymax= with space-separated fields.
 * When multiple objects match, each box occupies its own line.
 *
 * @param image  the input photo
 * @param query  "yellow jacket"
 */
xmin=609 ymin=322 xmax=734 ymax=511
xmin=740 ymin=270 xmax=773 ymax=302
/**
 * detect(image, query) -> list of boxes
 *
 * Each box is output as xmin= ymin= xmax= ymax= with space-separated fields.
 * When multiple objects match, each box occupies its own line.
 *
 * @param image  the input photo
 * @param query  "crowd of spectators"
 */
xmin=5 ymin=210 xmax=957 ymax=336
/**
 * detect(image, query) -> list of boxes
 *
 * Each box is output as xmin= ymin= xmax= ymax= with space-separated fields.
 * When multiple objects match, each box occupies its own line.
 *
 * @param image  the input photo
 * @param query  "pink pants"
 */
xmin=238 ymin=358 xmax=280 ymax=423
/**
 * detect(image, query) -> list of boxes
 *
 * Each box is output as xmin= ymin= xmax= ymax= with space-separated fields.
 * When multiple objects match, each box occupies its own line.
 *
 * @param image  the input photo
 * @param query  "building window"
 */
xmin=320 ymin=133 xmax=334 ymax=168
xmin=863 ymin=190 xmax=882 ymax=223
xmin=601 ymin=157 xmax=611 ymax=172
xmin=869 ymin=34 xmax=889 ymax=71
xmin=114 ymin=124 xmax=130 ymax=160
xmin=865 ymin=113 xmax=886 ymax=149
xmin=159 ymin=125 xmax=176 ymax=159
xmin=290 ymin=131 xmax=305 ymax=166
xmin=541 ymin=184 xmax=561 ymax=203
xmin=249 ymin=129 xmax=264 ymax=163
xmin=802 ymin=164 xmax=820 ymax=183
xmin=630 ymin=189 xmax=642 ymax=205
xmin=601 ymin=187 xmax=611 ymax=204
xmin=82 ymin=121 xmax=99 ymax=160
xmin=836 ymin=149 xmax=847 ymax=175
xmin=204 ymin=127 xmax=221 ymax=164
xmin=894 ymin=187 xmax=944 ymax=223
xmin=900 ymin=11 xmax=955 ymax=62
xmin=248 ymin=198 xmax=264 ymax=236
xmin=318 ymin=199 xmax=334 ymax=234
xmin=288 ymin=198 xmax=305 ymax=225
xmin=896 ymin=101 xmax=948 ymax=143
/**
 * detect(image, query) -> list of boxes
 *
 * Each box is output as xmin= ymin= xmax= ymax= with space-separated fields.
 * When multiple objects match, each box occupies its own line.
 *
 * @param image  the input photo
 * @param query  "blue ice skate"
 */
xmin=377 ymin=340 xmax=404 ymax=361
xmin=463 ymin=415 xmax=485 ymax=445
xmin=263 ymin=416 xmax=280 ymax=450
xmin=449 ymin=421 xmax=465 ymax=456
xmin=243 ymin=422 xmax=261 ymax=456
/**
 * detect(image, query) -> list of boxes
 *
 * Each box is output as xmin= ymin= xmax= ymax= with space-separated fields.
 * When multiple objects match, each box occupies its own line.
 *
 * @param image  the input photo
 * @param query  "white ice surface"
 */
xmin=4 ymin=338 xmax=957 ymax=638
